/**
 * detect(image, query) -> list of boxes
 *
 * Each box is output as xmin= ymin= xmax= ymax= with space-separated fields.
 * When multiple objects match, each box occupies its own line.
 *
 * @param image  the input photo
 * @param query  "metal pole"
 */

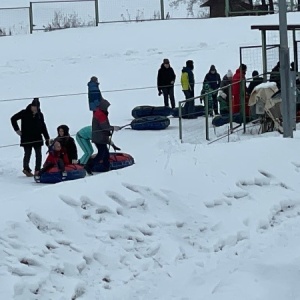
xmin=179 ymin=101 xmax=183 ymax=142
xmin=261 ymin=30 xmax=268 ymax=82
xmin=293 ymin=30 xmax=298 ymax=72
xmin=160 ymin=0 xmax=165 ymax=20
xmin=29 ymin=2 xmax=33 ymax=34
xmin=229 ymin=84 xmax=233 ymax=132
xmin=205 ymin=94 xmax=209 ymax=141
xmin=241 ymin=79 xmax=246 ymax=133
xmin=95 ymin=0 xmax=99 ymax=25
xmin=290 ymin=71 xmax=297 ymax=130
xmin=279 ymin=0 xmax=293 ymax=138
xmin=225 ymin=0 xmax=229 ymax=17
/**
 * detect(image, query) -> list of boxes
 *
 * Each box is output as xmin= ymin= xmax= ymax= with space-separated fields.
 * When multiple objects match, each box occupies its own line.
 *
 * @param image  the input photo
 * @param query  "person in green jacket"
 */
xmin=217 ymin=90 xmax=229 ymax=115
xmin=201 ymin=81 xmax=214 ymax=117
xmin=76 ymin=125 xmax=121 ymax=165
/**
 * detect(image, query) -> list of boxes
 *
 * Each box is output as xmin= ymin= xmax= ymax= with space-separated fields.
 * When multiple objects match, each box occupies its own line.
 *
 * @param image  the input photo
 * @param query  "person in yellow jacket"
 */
xmin=181 ymin=60 xmax=196 ymax=119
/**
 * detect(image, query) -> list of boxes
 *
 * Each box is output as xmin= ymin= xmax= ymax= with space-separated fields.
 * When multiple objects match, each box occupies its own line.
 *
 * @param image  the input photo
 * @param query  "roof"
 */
xmin=251 ymin=24 xmax=300 ymax=31
xmin=201 ymin=0 xmax=252 ymax=8
xmin=200 ymin=0 xmax=217 ymax=7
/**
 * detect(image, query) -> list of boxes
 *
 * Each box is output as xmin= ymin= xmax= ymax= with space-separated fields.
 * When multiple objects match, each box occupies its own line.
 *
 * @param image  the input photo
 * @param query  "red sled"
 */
xmin=90 ymin=152 xmax=134 ymax=172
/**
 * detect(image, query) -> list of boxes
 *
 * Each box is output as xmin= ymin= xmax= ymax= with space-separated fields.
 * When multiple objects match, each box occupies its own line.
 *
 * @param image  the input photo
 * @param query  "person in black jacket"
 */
xmin=203 ymin=65 xmax=221 ymax=115
xmin=247 ymin=70 xmax=263 ymax=95
xmin=157 ymin=58 xmax=176 ymax=109
xmin=54 ymin=124 xmax=78 ymax=164
xmin=11 ymin=98 xmax=50 ymax=177
xmin=270 ymin=61 xmax=281 ymax=89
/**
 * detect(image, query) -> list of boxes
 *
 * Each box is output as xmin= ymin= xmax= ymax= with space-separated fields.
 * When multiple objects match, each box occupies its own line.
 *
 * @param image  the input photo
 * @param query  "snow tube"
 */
xmin=131 ymin=105 xmax=173 ymax=119
xmin=35 ymin=164 xmax=86 ymax=184
xmin=91 ymin=152 xmax=134 ymax=172
xmin=131 ymin=116 xmax=170 ymax=130
xmin=212 ymin=114 xmax=243 ymax=127
xmin=172 ymin=105 xmax=205 ymax=118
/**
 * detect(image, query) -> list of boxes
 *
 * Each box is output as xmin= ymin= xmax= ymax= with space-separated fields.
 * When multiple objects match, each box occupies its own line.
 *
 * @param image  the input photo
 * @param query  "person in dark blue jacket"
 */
xmin=247 ymin=70 xmax=263 ymax=95
xmin=87 ymin=76 xmax=103 ymax=111
xmin=203 ymin=65 xmax=221 ymax=115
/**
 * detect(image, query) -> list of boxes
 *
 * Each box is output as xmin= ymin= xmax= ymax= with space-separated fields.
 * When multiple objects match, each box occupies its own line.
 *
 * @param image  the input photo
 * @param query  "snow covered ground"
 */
xmin=1 ymin=12 xmax=300 ymax=299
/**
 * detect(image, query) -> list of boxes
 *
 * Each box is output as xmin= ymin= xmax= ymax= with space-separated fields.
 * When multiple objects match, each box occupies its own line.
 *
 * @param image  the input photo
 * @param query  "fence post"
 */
xmin=205 ymin=94 xmax=209 ymax=140
xmin=229 ymin=84 xmax=233 ymax=132
xmin=95 ymin=0 xmax=99 ymax=25
xmin=225 ymin=0 xmax=229 ymax=17
xmin=160 ymin=0 xmax=165 ymax=20
xmin=179 ymin=101 xmax=183 ymax=142
xmin=240 ymin=79 xmax=246 ymax=133
xmin=29 ymin=2 xmax=33 ymax=34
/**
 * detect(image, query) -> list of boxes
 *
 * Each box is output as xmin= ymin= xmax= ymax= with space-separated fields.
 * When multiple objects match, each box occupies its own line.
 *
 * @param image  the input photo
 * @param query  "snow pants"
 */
xmin=76 ymin=134 xmax=94 ymax=165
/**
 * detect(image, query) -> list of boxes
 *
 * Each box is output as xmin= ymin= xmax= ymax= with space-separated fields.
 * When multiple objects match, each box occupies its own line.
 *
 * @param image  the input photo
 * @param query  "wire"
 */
xmin=0 ymin=115 xmax=175 ymax=149
xmin=0 ymin=81 xmax=205 ymax=103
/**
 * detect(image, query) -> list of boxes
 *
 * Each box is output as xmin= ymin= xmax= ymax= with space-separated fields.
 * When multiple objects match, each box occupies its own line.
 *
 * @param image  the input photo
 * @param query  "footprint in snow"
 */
xmin=27 ymin=212 xmax=63 ymax=234
xmin=122 ymin=183 xmax=169 ymax=205
xmin=106 ymin=190 xmax=146 ymax=210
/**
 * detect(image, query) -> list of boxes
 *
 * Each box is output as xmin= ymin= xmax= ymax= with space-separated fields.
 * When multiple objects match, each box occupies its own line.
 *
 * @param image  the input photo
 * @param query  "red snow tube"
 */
xmin=90 ymin=152 xmax=134 ymax=172
xmin=34 ymin=164 xmax=86 ymax=184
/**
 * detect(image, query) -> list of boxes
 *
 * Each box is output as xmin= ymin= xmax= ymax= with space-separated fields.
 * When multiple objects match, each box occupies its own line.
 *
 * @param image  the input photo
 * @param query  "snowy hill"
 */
xmin=1 ymin=12 xmax=300 ymax=299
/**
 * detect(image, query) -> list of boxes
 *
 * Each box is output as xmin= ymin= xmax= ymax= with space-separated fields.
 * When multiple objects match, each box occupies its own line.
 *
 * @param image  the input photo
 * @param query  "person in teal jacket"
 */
xmin=76 ymin=125 xmax=121 ymax=165
xmin=76 ymin=126 xmax=93 ymax=165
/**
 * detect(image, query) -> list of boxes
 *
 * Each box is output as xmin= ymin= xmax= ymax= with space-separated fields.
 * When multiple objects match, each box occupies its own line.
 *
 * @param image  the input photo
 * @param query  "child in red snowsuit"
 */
xmin=37 ymin=141 xmax=69 ymax=177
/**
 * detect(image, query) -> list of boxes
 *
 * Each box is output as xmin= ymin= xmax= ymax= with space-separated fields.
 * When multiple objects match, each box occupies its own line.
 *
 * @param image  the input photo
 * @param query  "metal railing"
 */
xmin=178 ymin=72 xmax=279 ymax=143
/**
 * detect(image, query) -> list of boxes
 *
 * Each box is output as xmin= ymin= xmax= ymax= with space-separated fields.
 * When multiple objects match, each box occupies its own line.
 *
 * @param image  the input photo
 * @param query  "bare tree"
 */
xmin=169 ymin=0 xmax=204 ymax=16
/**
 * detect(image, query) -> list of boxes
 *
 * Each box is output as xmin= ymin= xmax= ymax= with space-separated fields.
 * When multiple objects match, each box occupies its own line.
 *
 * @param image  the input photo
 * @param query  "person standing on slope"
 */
xmin=157 ymin=58 xmax=176 ymax=109
xmin=88 ymin=76 xmax=104 ymax=111
xmin=76 ymin=125 xmax=120 ymax=166
xmin=84 ymin=100 xmax=121 ymax=175
xmin=181 ymin=60 xmax=195 ymax=118
xmin=11 ymin=98 xmax=50 ymax=177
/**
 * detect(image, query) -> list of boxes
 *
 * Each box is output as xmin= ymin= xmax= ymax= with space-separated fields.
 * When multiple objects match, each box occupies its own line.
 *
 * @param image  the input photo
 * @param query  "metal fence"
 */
xmin=0 ymin=7 xmax=30 ymax=36
xmin=0 ymin=0 xmax=208 ymax=37
xmin=1 ymin=0 xmax=299 ymax=37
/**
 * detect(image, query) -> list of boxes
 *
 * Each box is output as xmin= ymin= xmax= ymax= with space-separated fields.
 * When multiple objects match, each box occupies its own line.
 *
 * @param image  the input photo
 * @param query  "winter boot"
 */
xmin=23 ymin=169 xmax=33 ymax=177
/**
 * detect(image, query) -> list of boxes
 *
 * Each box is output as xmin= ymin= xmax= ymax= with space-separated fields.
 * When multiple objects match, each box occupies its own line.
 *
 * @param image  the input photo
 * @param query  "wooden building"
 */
xmin=201 ymin=0 xmax=271 ymax=18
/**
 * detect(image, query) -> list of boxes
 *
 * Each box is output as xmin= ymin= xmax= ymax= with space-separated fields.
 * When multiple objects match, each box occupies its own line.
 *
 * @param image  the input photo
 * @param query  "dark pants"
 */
xmin=90 ymin=143 xmax=110 ymax=171
xmin=183 ymin=90 xmax=195 ymax=118
xmin=212 ymin=93 xmax=219 ymax=114
xmin=23 ymin=145 xmax=42 ymax=172
xmin=40 ymin=160 xmax=65 ymax=174
xmin=162 ymin=87 xmax=175 ymax=109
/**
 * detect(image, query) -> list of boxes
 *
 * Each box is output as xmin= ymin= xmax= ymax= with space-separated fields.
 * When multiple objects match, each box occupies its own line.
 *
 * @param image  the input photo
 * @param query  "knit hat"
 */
xmin=210 ymin=65 xmax=216 ymax=71
xmin=90 ymin=76 xmax=98 ymax=83
xmin=227 ymin=69 xmax=233 ymax=78
xmin=31 ymin=97 xmax=40 ymax=109
xmin=163 ymin=58 xmax=170 ymax=64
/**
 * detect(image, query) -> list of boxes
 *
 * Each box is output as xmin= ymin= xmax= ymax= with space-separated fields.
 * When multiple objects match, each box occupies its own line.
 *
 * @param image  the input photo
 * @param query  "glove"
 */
xmin=45 ymin=139 xmax=50 ymax=147
xmin=158 ymin=91 xmax=162 ymax=96
xmin=112 ymin=144 xmax=121 ymax=151
xmin=16 ymin=130 xmax=22 ymax=136
xmin=113 ymin=126 xmax=121 ymax=132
